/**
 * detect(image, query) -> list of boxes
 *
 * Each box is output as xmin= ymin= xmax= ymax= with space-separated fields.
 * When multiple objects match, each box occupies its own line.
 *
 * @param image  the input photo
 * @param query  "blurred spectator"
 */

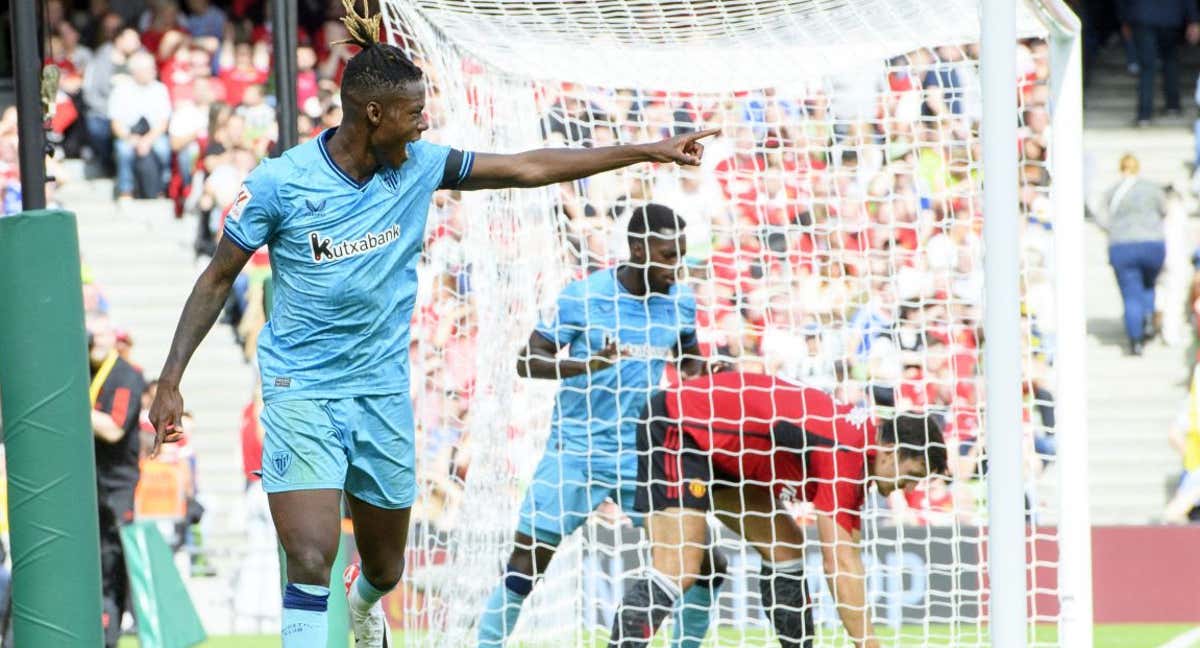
xmin=888 ymin=477 xmax=979 ymax=527
xmin=1119 ymin=0 xmax=1200 ymax=125
xmin=183 ymin=0 xmax=227 ymax=41
xmin=81 ymin=8 xmax=125 ymax=50
xmin=1166 ymin=365 xmax=1200 ymax=524
xmin=197 ymin=144 xmax=257 ymax=253
xmin=114 ymin=329 xmax=136 ymax=366
xmin=169 ymin=77 xmax=218 ymax=196
xmin=138 ymin=0 xmax=188 ymax=62
xmin=0 ymin=107 xmax=21 ymax=215
xmin=923 ymin=46 xmax=966 ymax=117
xmin=89 ymin=317 xmax=147 ymax=648
xmin=0 ymin=106 xmax=64 ymax=214
xmin=235 ymin=84 xmax=277 ymax=149
xmin=772 ymin=320 xmax=838 ymax=392
xmin=55 ymin=13 xmax=1059 ymax=532
xmin=217 ymin=40 xmax=269 ymax=107
xmin=233 ymin=385 xmax=281 ymax=630
xmin=82 ymin=26 xmax=143 ymax=177
xmin=1159 ymin=186 xmax=1193 ymax=347
xmin=1025 ymin=359 xmax=1057 ymax=464
xmin=1097 ymin=154 xmax=1166 ymax=355
xmin=139 ymin=379 xmax=160 ymax=460
xmin=297 ymin=45 xmax=321 ymax=115
xmin=162 ymin=42 xmax=218 ymax=103
xmin=82 ymin=263 xmax=111 ymax=315
xmin=414 ymin=391 xmax=471 ymax=530
xmin=172 ymin=412 xmax=211 ymax=575
xmin=47 ymin=20 xmax=93 ymax=158
xmin=109 ymin=51 xmax=173 ymax=199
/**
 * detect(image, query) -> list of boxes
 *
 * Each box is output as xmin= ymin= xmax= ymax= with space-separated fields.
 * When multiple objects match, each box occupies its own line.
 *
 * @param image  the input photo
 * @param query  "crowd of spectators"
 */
xmin=14 ymin=0 xmax=348 ymax=220
xmin=19 ymin=2 xmax=1062 ymax=552
xmin=82 ymin=268 xmax=208 ymax=644
xmin=0 ymin=3 xmax=1195 ymax=642
xmin=403 ymin=39 xmax=1062 ymax=530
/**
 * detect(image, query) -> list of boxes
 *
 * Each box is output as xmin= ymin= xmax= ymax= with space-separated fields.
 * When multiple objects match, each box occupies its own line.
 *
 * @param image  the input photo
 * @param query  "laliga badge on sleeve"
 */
xmin=228 ymin=185 xmax=253 ymax=221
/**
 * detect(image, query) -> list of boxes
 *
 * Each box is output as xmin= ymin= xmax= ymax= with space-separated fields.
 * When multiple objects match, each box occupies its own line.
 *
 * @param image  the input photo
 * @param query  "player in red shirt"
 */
xmin=608 ymin=371 xmax=947 ymax=648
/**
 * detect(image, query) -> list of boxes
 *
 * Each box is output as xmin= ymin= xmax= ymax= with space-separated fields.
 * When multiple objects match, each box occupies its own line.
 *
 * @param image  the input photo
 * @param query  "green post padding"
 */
xmin=278 ymin=530 xmax=351 ymax=646
xmin=120 ymin=522 xmax=206 ymax=647
xmin=0 ymin=210 xmax=103 ymax=647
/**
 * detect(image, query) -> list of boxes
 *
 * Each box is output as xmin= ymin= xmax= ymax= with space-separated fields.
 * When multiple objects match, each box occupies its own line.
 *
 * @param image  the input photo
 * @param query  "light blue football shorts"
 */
xmin=259 ymin=393 xmax=416 ymax=509
xmin=516 ymin=444 xmax=643 ymax=546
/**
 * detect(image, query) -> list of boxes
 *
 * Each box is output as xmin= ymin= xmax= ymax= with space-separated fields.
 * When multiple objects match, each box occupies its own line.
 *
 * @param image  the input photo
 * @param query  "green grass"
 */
xmin=117 ymin=624 xmax=1197 ymax=647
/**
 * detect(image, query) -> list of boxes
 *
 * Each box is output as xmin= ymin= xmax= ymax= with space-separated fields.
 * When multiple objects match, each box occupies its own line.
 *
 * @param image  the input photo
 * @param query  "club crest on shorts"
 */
xmin=272 ymin=451 xmax=292 ymax=475
xmin=688 ymin=479 xmax=707 ymax=498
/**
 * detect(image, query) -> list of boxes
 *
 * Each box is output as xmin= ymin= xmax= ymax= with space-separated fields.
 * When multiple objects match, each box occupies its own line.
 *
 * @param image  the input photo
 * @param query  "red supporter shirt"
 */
xmin=240 ymin=400 xmax=262 ymax=483
xmin=297 ymin=70 xmax=319 ymax=109
xmin=666 ymin=371 xmax=876 ymax=532
xmin=219 ymin=66 xmax=269 ymax=106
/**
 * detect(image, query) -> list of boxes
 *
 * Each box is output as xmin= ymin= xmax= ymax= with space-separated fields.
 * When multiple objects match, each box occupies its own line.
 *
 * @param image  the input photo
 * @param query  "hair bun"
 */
xmin=334 ymin=0 xmax=382 ymax=49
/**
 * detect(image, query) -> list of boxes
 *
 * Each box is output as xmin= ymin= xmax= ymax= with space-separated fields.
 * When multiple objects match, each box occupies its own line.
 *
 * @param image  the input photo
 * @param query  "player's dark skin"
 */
xmin=512 ymin=226 xmax=727 ymax=594
xmin=148 ymin=77 xmax=719 ymax=591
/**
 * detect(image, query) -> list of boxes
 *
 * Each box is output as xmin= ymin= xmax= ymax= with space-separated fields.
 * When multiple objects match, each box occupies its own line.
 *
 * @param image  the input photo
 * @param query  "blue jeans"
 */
xmin=1132 ymin=23 xmax=1181 ymax=120
xmin=1109 ymin=240 xmax=1166 ymax=342
xmin=176 ymin=141 xmax=200 ymax=189
xmin=1194 ymin=120 xmax=1200 ymax=167
xmin=114 ymin=134 xmax=170 ymax=197
xmin=85 ymin=114 xmax=114 ymax=172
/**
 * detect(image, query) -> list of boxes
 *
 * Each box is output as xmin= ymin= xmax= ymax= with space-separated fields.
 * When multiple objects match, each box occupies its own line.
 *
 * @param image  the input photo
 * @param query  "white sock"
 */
xmin=348 ymin=571 xmax=390 ymax=616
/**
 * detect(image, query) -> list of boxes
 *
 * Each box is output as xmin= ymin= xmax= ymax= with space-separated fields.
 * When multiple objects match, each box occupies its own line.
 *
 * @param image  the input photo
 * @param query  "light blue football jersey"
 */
xmin=535 ymin=268 xmax=697 ymax=455
xmin=222 ymin=129 xmax=473 ymax=402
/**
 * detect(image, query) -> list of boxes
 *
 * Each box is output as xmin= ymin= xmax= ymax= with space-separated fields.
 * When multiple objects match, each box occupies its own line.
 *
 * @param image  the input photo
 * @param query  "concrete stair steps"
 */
xmin=1081 ymin=43 xmax=1199 ymax=524
xmin=72 ymin=185 xmax=252 ymax=548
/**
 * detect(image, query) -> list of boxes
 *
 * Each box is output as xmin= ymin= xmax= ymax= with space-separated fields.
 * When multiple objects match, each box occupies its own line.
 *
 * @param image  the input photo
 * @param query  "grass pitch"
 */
xmin=117 ymin=623 xmax=1197 ymax=647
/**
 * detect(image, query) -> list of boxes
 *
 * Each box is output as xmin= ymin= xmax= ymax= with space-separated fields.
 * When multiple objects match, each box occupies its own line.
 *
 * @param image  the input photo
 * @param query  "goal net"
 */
xmin=378 ymin=1 xmax=1082 ymax=646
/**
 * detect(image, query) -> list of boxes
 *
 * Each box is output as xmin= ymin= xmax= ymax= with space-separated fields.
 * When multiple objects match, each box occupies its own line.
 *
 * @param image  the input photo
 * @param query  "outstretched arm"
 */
xmin=817 ymin=514 xmax=879 ymax=648
xmin=149 ymin=237 xmax=252 ymax=455
xmin=459 ymin=129 xmax=719 ymax=191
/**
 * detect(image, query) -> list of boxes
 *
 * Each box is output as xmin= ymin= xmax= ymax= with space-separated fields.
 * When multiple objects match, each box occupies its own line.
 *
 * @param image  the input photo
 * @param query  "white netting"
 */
xmin=395 ymin=0 xmax=1051 ymax=91
xmin=382 ymin=1 xmax=1071 ymax=646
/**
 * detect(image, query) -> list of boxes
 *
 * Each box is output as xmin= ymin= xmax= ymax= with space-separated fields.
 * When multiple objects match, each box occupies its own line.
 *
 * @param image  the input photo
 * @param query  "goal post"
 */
xmin=980 ymin=0 xmax=1026 ymax=644
xmin=1044 ymin=7 xmax=1092 ymax=647
xmin=379 ymin=1 xmax=1087 ymax=645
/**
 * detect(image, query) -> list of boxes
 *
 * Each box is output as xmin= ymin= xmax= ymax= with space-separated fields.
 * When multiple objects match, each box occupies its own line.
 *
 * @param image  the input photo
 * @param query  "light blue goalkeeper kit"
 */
xmin=520 ymin=267 xmax=697 ymax=540
xmin=222 ymin=128 xmax=474 ymax=508
xmin=480 ymin=268 xmax=719 ymax=647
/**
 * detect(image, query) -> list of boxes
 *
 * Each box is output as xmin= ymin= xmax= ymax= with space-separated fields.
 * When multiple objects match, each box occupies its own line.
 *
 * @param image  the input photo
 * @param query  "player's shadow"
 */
xmin=1087 ymin=316 xmax=1196 ymax=384
xmin=1085 ymin=316 xmax=1128 ymax=349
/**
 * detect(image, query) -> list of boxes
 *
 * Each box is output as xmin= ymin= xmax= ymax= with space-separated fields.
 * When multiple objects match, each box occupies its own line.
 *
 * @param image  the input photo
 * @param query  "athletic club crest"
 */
xmin=380 ymin=169 xmax=400 ymax=193
xmin=272 ymin=451 xmax=292 ymax=475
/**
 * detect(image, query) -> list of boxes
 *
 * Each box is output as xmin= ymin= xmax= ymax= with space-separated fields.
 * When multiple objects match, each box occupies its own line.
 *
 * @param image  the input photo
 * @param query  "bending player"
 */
xmin=147 ymin=1 xmax=718 ymax=646
xmin=609 ymin=371 xmax=948 ymax=648
xmin=479 ymin=204 xmax=726 ymax=647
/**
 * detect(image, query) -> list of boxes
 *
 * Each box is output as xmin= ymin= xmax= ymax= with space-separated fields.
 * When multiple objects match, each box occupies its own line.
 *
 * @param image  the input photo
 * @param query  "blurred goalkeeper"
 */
xmin=479 ymin=204 xmax=726 ymax=647
xmin=147 ymin=0 xmax=717 ymax=645
xmin=609 ymin=371 xmax=947 ymax=648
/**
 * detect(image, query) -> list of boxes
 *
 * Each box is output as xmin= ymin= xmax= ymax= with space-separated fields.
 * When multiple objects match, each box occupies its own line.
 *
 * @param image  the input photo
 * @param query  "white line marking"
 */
xmin=1160 ymin=626 xmax=1200 ymax=648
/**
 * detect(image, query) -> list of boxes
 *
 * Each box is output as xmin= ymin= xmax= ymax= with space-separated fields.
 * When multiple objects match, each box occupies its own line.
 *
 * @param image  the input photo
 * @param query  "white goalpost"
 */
xmin=378 ymin=1 xmax=1088 ymax=646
